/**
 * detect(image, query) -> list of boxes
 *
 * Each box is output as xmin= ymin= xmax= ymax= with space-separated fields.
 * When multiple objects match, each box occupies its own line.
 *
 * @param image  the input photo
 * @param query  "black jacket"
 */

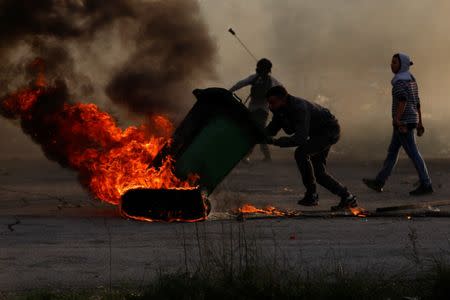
xmin=265 ymin=95 xmax=339 ymax=147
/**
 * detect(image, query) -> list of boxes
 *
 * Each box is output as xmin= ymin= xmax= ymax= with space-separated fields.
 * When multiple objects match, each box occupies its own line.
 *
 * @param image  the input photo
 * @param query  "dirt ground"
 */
xmin=1 ymin=145 xmax=450 ymax=292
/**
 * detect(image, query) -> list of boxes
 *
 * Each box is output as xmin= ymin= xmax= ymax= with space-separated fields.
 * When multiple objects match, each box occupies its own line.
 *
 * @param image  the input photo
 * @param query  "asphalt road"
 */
xmin=1 ymin=154 xmax=450 ymax=291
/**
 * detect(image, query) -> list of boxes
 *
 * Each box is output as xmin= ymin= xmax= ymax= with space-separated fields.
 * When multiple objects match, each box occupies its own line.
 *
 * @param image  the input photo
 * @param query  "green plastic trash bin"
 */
xmin=166 ymin=88 xmax=266 ymax=195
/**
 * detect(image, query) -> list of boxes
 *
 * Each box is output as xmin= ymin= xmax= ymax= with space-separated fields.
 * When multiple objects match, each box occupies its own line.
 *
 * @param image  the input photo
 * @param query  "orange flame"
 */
xmin=30 ymin=57 xmax=47 ymax=88
xmin=0 ymin=60 xmax=201 ymax=220
xmin=238 ymin=204 xmax=369 ymax=218
xmin=120 ymin=213 xmax=208 ymax=223
xmin=121 ymin=198 xmax=209 ymax=224
xmin=349 ymin=207 xmax=368 ymax=218
xmin=239 ymin=204 xmax=286 ymax=216
xmin=1 ymin=89 xmax=44 ymax=116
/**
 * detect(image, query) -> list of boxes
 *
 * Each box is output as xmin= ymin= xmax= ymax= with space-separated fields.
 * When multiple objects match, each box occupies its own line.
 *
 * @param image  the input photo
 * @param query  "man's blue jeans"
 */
xmin=376 ymin=128 xmax=431 ymax=186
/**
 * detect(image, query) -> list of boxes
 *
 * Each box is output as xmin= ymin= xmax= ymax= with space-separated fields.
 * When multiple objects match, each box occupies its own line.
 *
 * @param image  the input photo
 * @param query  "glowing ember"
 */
xmin=239 ymin=204 xmax=286 ymax=216
xmin=238 ymin=203 xmax=369 ymax=218
xmin=349 ymin=207 xmax=369 ymax=218
xmin=0 ymin=60 xmax=199 ymax=213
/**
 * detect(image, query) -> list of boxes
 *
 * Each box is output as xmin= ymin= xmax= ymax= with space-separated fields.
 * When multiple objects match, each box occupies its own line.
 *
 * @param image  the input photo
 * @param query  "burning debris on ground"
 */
xmin=121 ymin=188 xmax=210 ymax=222
xmin=0 ymin=60 xmax=203 ymax=222
xmin=238 ymin=203 xmax=289 ymax=217
xmin=235 ymin=203 xmax=369 ymax=220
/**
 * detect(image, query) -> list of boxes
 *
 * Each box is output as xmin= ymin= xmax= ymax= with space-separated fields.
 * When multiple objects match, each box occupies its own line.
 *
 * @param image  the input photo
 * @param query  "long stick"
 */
xmin=375 ymin=200 xmax=450 ymax=213
xmin=228 ymin=28 xmax=258 ymax=62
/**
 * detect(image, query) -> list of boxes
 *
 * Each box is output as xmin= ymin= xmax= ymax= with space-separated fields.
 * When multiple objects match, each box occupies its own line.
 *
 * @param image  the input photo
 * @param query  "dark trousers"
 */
xmin=249 ymin=109 xmax=271 ymax=159
xmin=376 ymin=128 xmax=431 ymax=186
xmin=294 ymin=129 xmax=349 ymax=197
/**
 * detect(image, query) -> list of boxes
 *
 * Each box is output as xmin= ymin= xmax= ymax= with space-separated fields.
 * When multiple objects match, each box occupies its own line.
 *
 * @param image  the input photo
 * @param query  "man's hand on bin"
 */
xmin=266 ymin=137 xmax=292 ymax=147
xmin=265 ymin=137 xmax=283 ymax=146
xmin=265 ymin=137 xmax=275 ymax=144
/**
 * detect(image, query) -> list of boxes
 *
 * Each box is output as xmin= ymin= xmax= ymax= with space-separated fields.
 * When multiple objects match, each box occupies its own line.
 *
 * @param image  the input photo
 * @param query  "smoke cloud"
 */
xmin=106 ymin=1 xmax=216 ymax=117
xmin=201 ymin=0 xmax=450 ymax=158
xmin=0 ymin=0 xmax=217 ymax=119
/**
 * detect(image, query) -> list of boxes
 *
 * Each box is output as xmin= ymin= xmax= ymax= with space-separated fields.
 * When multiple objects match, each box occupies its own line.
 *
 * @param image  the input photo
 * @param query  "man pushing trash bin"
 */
xmin=229 ymin=58 xmax=281 ymax=163
xmin=265 ymin=85 xmax=358 ymax=211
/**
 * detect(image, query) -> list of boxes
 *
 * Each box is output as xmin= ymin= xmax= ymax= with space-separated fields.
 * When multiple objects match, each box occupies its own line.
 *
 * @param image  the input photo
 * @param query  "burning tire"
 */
xmin=120 ymin=188 xmax=210 ymax=222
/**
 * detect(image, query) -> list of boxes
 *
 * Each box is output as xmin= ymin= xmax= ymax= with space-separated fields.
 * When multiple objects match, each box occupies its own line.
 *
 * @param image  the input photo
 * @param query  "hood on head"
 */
xmin=392 ymin=53 xmax=414 ymax=85
xmin=398 ymin=53 xmax=412 ymax=73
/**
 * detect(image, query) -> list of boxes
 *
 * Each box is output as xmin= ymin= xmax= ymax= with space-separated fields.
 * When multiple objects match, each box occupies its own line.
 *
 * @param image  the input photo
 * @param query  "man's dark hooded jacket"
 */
xmin=266 ymin=95 xmax=340 ymax=147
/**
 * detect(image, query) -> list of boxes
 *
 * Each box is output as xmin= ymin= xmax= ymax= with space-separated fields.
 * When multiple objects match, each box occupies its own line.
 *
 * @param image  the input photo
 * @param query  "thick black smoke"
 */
xmin=0 ymin=0 xmax=216 ymax=118
xmin=0 ymin=0 xmax=133 ymax=42
xmin=0 ymin=0 xmax=131 ymax=93
xmin=106 ymin=0 xmax=217 ymax=117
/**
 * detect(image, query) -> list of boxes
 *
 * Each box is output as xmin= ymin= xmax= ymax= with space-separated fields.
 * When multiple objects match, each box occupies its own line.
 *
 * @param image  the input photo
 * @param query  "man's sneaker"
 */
xmin=362 ymin=178 xmax=384 ymax=192
xmin=297 ymin=193 xmax=319 ymax=206
xmin=409 ymin=184 xmax=433 ymax=196
xmin=331 ymin=195 xmax=358 ymax=211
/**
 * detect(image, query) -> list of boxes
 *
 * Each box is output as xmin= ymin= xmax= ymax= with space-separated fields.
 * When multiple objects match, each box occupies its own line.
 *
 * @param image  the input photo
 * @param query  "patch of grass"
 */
xmin=10 ymin=223 xmax=450 ymax=300
xmin=132 ymin=261 xmax=450 ymax=300
xmin=13 ymin=260 xmax=450 ymax=300
xmin=14 ymin=288 xmax=133 ymax=300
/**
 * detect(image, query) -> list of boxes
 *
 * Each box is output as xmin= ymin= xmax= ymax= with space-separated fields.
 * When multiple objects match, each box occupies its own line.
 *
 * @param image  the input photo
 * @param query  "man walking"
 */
xmin=265 ymin=85 xmax=357 ymax=211
xmin=230 ymin=58 xmax=281 ymax=162
xmin=363 ymin=53 xmax=432 ymax=195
